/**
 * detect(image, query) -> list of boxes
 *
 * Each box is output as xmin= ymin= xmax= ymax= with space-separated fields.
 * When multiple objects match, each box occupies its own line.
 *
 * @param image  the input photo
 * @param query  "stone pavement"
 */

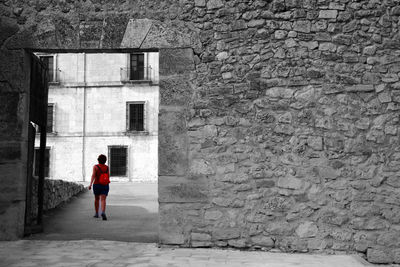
xmin=26 ymin=183 xmax=158 ymax=242
xmin=0 ymin=240 xmax=373 ymax=267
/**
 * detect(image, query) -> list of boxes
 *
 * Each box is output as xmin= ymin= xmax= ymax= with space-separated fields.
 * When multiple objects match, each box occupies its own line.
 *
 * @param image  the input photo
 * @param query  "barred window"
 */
xmin=109 ymin=146 xmax=127 ymax=176
xmin=34 ymin=148 xmax=50 ymax=177
xmin=127 ymin=102 xmax=145 ymax=131
xmin=47 ymin=104 xmax=54 ymax=133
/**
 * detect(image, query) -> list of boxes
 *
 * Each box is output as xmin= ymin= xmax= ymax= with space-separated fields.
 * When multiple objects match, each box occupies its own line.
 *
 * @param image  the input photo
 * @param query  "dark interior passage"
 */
xmin=25 ymin=183 xmax=158 ymax=242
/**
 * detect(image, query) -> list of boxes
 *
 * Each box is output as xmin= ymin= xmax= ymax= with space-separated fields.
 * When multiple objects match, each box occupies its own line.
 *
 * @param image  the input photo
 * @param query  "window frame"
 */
xmin=37 ymin=54 xmax=58 ymax=83
xmin=126 ymin=101 xmax=146 ymax=133
xmin=129 ymin=53 xmax=145 ymax=81
xmin=108 ymin=146 xmax=128 ymax=177
xmin=47 ymin=103 xmax=55 ymax=134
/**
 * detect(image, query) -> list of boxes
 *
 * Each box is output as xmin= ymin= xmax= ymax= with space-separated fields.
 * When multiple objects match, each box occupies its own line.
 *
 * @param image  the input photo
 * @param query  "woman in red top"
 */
xmin=88 ymin=154 xmax=109 ymax=220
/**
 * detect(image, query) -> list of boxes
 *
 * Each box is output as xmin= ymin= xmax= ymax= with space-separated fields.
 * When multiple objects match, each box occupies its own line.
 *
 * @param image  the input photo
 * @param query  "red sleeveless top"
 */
xmin=93 ymin=164 xmax=109 ymax=185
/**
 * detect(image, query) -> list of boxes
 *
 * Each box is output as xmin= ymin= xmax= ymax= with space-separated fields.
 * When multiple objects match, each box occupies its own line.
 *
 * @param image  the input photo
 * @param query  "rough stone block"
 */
xmin=159 ymin=203 xmax=186 ymax=245
xmin=228 ymin=239 xmax=247 ymax=248
xmin=194 ymin=0 xmax=206 ymax=7
xmin=319 ymin=10 xmax=338 ymax=19
xmin=265 ymin=221 xmax=293 ymax=236
xmin=251 ymin=235 xmax=274 ymax=247
xmin=191 ymin=232 xmax=211 ymax=241
xmin=351 ymin=217 xmax=389 ymax=230
xmin=212 ymin=228 xmax=241 ymax=240
xmin=394 ymin=249 xmax=400 ymax=264
xmin=207 ymin=0 xmax=224 ymax=9
xmin=307 ymin=238 xmax=328 ymax=250
xmin=159 ymin=107 xmax=188 ymax=176
xmin=277 ymin=176 xmax=303 ymax=190
xmin=293 ymin=20 xmax=311 ymax=33
xmin=345 ymin=84 xmax=374 ymax=92
xmin=159 ymin=176 xmax=208 ymax=203
xmin=189 ymin=159 xmax=215 ymax=176
xmin=367 ymin=248 xmax=393 ymax=264
xmin=307 ymin=136 xmax=323 ymax=150
xmin=295 ymin=221 xmax=318 ymax=238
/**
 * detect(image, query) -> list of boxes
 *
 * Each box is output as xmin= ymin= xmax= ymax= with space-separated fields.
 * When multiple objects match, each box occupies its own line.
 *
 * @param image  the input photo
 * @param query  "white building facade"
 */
xmin=34 ymin=52 xmax=159 ymax=183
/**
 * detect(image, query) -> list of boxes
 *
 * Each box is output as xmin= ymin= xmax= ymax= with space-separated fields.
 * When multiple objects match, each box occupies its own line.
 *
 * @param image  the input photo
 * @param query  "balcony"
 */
xmin=120 ymin=66 xmax=153 ymax=84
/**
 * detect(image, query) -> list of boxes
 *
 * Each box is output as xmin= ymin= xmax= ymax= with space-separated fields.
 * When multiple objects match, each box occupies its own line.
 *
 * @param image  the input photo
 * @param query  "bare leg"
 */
xmin=94 ymin=195 xmax=100 ymax=215
xmin=100 ymin=195 xmax=107 ymax=214
xmin=100 ymin=195 xmax=107 ymax=220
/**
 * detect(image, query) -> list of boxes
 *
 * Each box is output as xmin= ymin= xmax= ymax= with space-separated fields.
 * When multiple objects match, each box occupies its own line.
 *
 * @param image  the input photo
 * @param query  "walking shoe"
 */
xmin=93 ymin=213 xmax=99 ymax=218
xmin=101 ymin=213 xmax=107 ymax=221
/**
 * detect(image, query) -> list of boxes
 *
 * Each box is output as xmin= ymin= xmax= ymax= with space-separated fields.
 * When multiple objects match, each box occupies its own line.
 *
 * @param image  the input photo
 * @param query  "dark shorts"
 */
xmin=93 ymin=184 xmax=109 ymax=196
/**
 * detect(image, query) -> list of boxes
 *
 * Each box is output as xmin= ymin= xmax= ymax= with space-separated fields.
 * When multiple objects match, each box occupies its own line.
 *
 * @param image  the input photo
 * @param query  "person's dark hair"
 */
xmin=98 ymin=154 xmax=107 ymax=164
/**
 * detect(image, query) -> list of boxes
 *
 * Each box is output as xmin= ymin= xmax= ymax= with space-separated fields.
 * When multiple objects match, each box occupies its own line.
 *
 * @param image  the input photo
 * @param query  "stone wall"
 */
xmin=1 ymin=0 xmax=400 ymax=263
xmin=30 ymin=178 xmax=86 ymax=212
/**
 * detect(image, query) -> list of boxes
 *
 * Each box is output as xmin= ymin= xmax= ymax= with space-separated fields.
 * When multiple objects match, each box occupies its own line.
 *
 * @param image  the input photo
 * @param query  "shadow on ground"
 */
xmin=25 ymin=183 xmax=158 ymax=243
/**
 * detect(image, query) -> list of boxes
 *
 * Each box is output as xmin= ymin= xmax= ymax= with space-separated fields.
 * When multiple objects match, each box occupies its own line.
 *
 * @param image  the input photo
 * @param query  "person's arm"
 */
xmin=88 ymin=165 xmax=97 ymax=190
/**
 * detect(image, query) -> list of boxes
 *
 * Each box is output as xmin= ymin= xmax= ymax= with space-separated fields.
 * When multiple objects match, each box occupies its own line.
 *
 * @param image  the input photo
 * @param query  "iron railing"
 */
xmin=120 ymin=66 xmax=153 ymax=82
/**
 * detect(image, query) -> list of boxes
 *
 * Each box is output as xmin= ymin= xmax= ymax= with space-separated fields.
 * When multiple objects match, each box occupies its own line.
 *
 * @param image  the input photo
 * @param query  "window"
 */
xmin=39 ymin=55 xmax=55 ymax=82
xmin=47 ymin=104 xmax=54 ymax=133
xmin=109 ymin=146 xmax=127 ymax=176
xmin=130 ymin=53 xmax=144 ymax=80
xmin=127 ymin=102 xmax=145 ymax=131
xmin=34 ymin=148 xmax=50 ymax=177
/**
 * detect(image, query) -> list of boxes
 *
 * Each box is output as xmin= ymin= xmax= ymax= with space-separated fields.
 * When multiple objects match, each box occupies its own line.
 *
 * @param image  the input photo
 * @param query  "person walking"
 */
xmin=88 ymin=154 xmax=110 ymax=220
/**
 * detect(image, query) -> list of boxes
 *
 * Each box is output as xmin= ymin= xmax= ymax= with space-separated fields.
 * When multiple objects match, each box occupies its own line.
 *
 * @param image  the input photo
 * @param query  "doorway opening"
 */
xmin=26 ymin=50 xmax=159 ymax=242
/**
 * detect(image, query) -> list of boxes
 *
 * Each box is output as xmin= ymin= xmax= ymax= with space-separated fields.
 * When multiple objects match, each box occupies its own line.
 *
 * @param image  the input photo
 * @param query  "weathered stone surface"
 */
xmin=32 ymin=178 xmax=85 ymax=211
xmin=250 ymin=235 xmax=274 ymax=247
xmin=159 ymin=74 xmax=192 ymax=106
xmin=2 ymin=0 xmax=400 ymax=263
xmin=159 ymin=204 xmax=185 ymax=245
xmin=319 ymin=10 xmax=338 ymax=19
xmin=212 ymin=228 xmax=241 ymax=240
xmin=293 ymin=21 xmax=311 ymax=33
xmin=141 ymin=21 xmax=201 ymax=50
xmin=277 ymin=176 xmax=303 ymax=190
xmin=0 ymin=17 xmax=19 ymax=47
xmin=191 ymin=232 xmax=211 ymax=241
xmin=158 ymin=108 xmax=188 ymax=176
xmin=159 ymin=176 xmax=208 ymax=203
xmin=295 ymin=221 xmax=318 ymax=238
xmin=367 ymin=248 xmax=393 ymax=264
xmin=159 ymin=48 xmax=195 ymax=76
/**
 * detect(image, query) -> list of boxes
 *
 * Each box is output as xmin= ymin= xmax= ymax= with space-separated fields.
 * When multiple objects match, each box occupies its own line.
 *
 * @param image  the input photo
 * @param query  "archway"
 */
xmin=1 ymin=17 xmax=202 ymax=245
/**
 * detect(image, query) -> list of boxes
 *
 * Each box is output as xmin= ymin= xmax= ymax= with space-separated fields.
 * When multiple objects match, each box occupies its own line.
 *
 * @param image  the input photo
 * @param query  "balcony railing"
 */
xmin=120 ymin=66 xmax=153 ymax=82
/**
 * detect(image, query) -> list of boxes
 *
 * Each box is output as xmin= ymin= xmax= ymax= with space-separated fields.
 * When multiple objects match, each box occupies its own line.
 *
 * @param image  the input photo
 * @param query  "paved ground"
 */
xmin=26 ymin=182 xmax=158 ymax=242
xmin=16 ymin=182 xmax=377 ymax=266
xmin=0 ymin=240 xmax=372 ymax=267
